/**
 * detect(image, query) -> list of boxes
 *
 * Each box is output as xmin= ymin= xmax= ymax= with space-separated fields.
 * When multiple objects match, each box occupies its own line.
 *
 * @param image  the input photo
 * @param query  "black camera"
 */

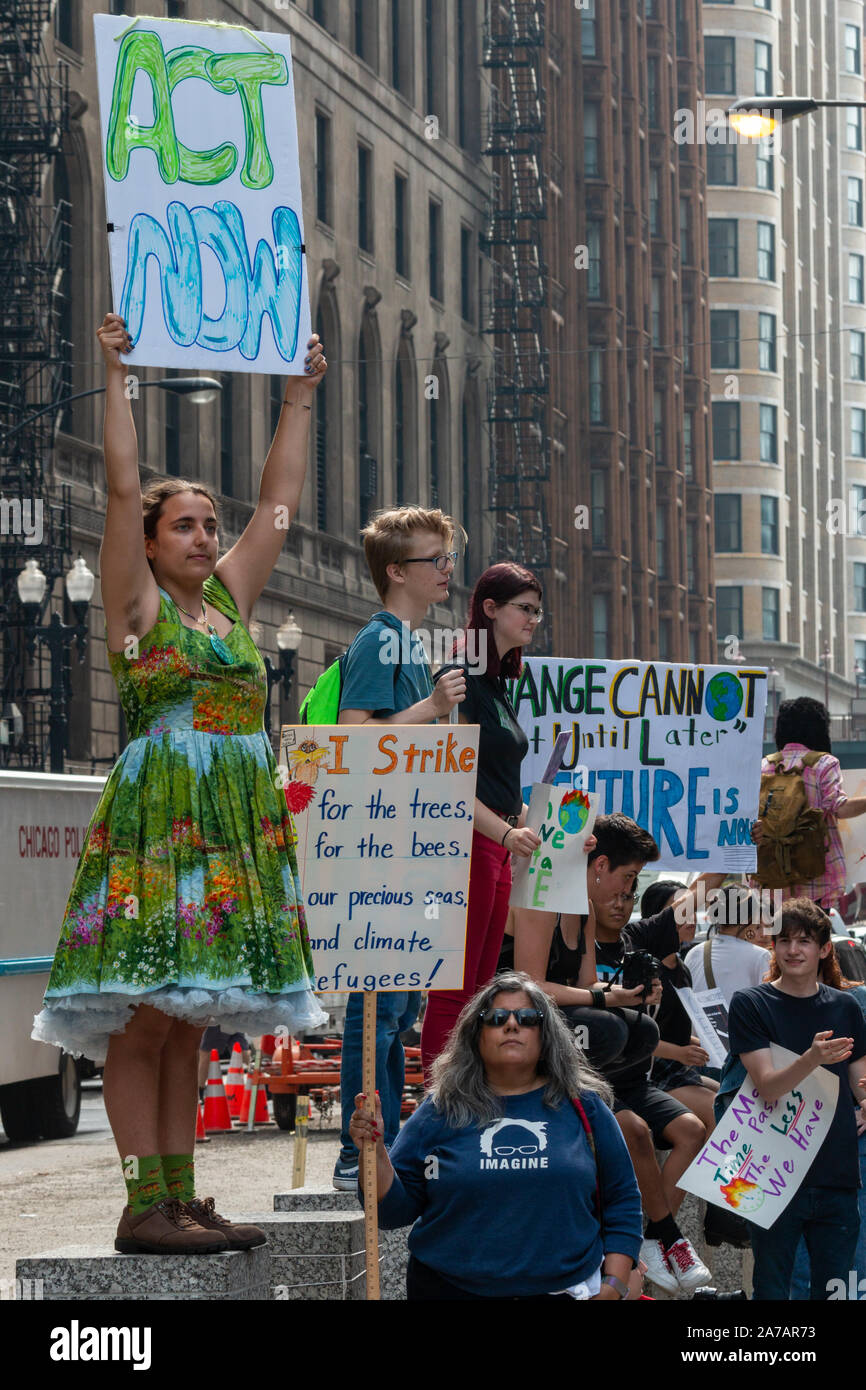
xmin=692 ymin=1287 xmax=748 ymax=1300
xmin=620 ymin=949 xmax=662 ymax=993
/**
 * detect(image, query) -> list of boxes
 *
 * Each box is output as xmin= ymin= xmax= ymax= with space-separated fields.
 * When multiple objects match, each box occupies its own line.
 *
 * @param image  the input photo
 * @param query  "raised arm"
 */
xmin=215 ymin=337 xmax=326 ymax=626
xmin=96 ymin=313 xmax=160 ymax=650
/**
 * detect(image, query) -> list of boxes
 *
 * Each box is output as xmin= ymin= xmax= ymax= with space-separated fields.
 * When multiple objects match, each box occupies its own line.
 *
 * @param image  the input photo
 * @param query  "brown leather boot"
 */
xmin=184 ymin=1197 xmax=268 ymax=1250
xmin=115 ymin=1198 xmax=230 ymax=1254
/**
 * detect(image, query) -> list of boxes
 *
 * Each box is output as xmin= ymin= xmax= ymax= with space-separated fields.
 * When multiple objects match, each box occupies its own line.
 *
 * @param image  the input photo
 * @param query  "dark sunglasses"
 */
xmin=479 ymin=1007 xmax=544 ymax=1028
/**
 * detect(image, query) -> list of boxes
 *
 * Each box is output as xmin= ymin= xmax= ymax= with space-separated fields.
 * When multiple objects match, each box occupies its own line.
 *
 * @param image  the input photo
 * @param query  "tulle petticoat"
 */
xmin=32 ymin=983 xmax=327 ymax=1064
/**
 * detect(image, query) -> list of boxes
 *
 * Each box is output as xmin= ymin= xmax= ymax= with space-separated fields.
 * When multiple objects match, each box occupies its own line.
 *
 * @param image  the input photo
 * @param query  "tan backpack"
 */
xmin=754 ymin=750 xmax=829 ymax=888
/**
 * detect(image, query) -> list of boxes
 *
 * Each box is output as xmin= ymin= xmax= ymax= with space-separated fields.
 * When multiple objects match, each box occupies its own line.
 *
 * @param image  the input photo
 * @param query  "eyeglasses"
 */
xmin=401 ymin=551 xmax=459 ymax=572
xmin=507 ymin=602 xmax=544 ymax=622
xmin=612 ymin=889 xmax=637 ymax=905
xmin=479 ymin=1007 xmax=544 ymax=1028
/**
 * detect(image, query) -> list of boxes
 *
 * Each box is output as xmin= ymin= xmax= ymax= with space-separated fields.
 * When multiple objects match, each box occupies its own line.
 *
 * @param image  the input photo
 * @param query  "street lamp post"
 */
xmin=728 ymin=96 xmax=866 ymax=138
xmin=0 ymin=377 xmax=222 ymax=452
xmin=17 ymin=554 xmax=95 ymax=773
xmin=259 ymin=613 xmax=303 ymax=739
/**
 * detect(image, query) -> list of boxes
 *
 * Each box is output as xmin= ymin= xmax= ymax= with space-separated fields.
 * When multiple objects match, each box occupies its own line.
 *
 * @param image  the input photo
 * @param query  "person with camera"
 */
xmin=514 ymin=812 xmax=725 ymax=1293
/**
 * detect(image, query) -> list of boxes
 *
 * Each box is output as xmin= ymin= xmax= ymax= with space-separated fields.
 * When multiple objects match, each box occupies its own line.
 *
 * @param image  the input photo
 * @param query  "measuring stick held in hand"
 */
xmin=362 ymin=989 xmax=381 ymax=1301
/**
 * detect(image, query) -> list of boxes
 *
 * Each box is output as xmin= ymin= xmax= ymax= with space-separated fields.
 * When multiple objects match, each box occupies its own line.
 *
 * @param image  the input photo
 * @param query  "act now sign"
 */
xmin=94 ymin=14 xmax=310 ymax=372
xmin=508 ymin=658 xmax=768 ymax=872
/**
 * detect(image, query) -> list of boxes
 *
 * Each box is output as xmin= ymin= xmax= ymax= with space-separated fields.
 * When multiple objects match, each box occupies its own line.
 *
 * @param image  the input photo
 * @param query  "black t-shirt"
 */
xmin=593 ymin=906 xmax=679 ymax=984
xmin=439 ymin=664 xmax=528 ymax=816
xmin=650 ymin=954 xmax=693 ymax=1049
xmin=728 ymin=983 xmax=866 ymax=1190
xmin=547 ymin=916 xmax=588 ymax=988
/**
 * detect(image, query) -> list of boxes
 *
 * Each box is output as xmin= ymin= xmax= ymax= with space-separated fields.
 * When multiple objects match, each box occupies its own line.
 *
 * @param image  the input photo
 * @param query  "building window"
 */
xmin=684 ymin=410 xmax=694 ymax=480
xmin=759 ymin=312 xmax=777 ymax=371
xmin=587 ymin=222 xmax=602 ymax=298
xmin=428 ymin=198 xmax=442 ymax=302
xmin=314 ymin=311 xmax=328 ymax=531
xmin=707 ymin=144 xmax=737 ymax=185
xmin=582 ymin=0 xmax=597 ymax=58
xmin=845 ymin=23 xmax=862 ymax=75
xmin=710 ymin=310 xmax=739 ymax=369
xmin=591 ymin=471 xmax=606 ymax=546
xmin=682 ymin=299 xmax=692 ymax=373
xmin=651 ymin=277 xmax=662 ymax=348
xmin=658 ymin=619 xmax=672 ymax=661
xmin=760 ymin=403 xmax=778 ymax=462
xmin=754 ymin=0 xmax=771 ymax=9
xmin=589 ymin=348 xmax=604 ymax=424
xmin=592 ymin=593 xmax=608 ymax=657
xmin=716 ymin=587 xmax=743 ymax=643
xmin=686 ymin=521 xmax=697 ymax=590
xmin=656 ymin=504 xmax=667 ymax=576
xmin=54 ymin=0 xmax=80 ymax=47
xmin=761 ymin=495 xmax=779 ymax=553
xmin=705 ymin=37 xmax=735 ymax=94
xmin=714 ymin=494 xmax=742 ymax=552
xmin=850 ymin=177 xmax=865 ymax=227
xmin=584 ymin=101 xmax=600 ymax=177
xmin=358 ymin=144 xmax=373 ymax=253
xmin=852 ymin=330 xmax=866 ymax=381
xmin=459 ymin=225 xmax=473 ymax=322
xmin=315 ymin=112 xmax=331 ymax=226
xmin=856 ymin=639 xmax=866 ymax=681
xmin=852 ymin=484 xmax=866 ymax=537
xmin=755 ymin=144 xmax=774 ymax=189
xmin=852 ymin=407 xmax=866 ymax=457
xmin=856 ymin=563 xmax=866 ymax=612
xmin=654 ymin=390 xmax=665 ymax=464
xmin=709 ymin=218 xmax=738 ymax=276
xmin=848 ymin=107 xmax=863 ymax=150
xmin=712 ymin=400 xmax=741 ymax=459
xmin=648 ymin=56 xmax=660 ymax=127
xmin=395 ymin=172 xmax=408 ymax=279
xmin=649 ymin=167 xmax=660 ymax=234
xmin=679 ymin=197 xmax=692 ymax=263
xmin=354 ymin=0 xmax=376 ymax=68
xmin=754 ymin=41 xmax=772 ymax=97
xmin=851 ymin=253 xmax=865 ymax=303
xmin=220 ymin=376 xmax=233 ymax=496
xmin=165 ymin=378 xmax=180 ymax=477
xmin=762 ymin=587 xmax=780 ymax=641
xmin=757 ymin=221 xmax=775 ymax=280
xmin=429 ymin=382 xmax=440 ymax=508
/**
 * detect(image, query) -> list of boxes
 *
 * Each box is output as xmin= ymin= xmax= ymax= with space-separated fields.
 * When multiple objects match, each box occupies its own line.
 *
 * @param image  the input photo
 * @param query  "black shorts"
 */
xmin=651 ymin=1057 xmax=707 ymax=1093
xmin=199 ymin=1025 xmax=249 ymax=1056
xmin=612 ymin=1078 xmax=689 ymax=1146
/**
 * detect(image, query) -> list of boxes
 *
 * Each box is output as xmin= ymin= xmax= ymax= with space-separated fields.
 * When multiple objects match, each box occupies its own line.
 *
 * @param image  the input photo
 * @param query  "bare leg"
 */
xmin=616 ymin=1109 xmax=670 ymax=1222
xmin=157 ymin=1018 xmax=202 ymax=1155
xmin=669 ymin=1083 xmax=717 ymax=1136
xmin=196 ymin=1045 xmax=210 ymax=1090
xmin=659 ymin=1112 xmax=706 ymax=1215
xmin=103 ymin=1004 xmax=174 ymax=1158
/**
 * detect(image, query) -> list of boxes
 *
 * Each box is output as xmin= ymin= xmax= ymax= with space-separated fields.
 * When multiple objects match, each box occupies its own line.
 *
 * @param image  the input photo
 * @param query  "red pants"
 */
xmin=421 ymin=828 xmax=512 ymax=1080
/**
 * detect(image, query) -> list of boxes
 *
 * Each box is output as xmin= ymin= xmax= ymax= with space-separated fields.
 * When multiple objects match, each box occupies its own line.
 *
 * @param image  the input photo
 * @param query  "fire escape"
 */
xmin=481 ymin=0 xmax=549 ymax=571
xmin=0 ymin=0 xmax=71 ymax=768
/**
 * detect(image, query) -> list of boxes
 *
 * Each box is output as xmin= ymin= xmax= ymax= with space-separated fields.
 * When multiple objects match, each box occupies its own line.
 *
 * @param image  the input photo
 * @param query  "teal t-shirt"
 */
xmin=339 ymin=611 xmax=434 ymax=717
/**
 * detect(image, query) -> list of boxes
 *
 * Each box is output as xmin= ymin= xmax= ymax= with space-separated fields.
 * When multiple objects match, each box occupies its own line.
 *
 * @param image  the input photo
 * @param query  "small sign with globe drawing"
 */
xmin=509 ymin=659 xmax=768 ymax=871
xmin=510 ymin=786 xmax=600 ymax=914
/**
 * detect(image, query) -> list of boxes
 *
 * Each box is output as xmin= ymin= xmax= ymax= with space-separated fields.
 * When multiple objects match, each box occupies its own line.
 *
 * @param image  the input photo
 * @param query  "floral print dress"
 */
xmin=32 ymin=574 xmax=326 ymax=1061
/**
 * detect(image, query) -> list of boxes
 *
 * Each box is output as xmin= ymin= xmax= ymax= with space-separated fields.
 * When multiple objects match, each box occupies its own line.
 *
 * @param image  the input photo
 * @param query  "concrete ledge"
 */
xmin=15 ymin=1245 xmax=270 ymax=1301
xmin=274 ymin=1189 xmax=409 ymax=1300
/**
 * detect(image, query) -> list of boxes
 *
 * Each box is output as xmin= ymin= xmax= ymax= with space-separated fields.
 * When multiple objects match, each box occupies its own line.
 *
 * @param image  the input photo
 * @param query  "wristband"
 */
xmin=590 ymin=986 xmax=606 ymax=1010
xmin=502 ymin=826 xmax=513 ymax=847
xmin=602 ymin=1274 xmax=629 ymax=1300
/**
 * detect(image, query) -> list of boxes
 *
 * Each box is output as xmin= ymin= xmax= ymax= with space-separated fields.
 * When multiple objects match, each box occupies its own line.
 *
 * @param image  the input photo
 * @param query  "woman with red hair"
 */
xmin=420 ymin=564 xmax=544 ymax=1076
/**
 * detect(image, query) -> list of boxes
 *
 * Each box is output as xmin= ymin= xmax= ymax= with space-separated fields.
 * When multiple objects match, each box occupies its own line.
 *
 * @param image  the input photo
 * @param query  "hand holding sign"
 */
xmin=505 ymin=825 xmax=542 ymax=859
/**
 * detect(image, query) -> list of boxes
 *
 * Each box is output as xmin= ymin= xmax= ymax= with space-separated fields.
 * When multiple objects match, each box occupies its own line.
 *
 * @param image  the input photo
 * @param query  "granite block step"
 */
xmin=15 ymin=1244 xmax=270 ymax=1301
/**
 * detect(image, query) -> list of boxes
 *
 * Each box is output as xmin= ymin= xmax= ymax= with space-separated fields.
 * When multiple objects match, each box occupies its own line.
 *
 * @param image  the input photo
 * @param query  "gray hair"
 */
xmin=428 ymin=970 xmax=613 ymax=1128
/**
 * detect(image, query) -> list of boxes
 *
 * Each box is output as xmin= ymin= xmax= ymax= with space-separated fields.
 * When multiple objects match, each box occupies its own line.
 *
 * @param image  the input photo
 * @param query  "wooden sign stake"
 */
xmin=361 ymin=989 xmax=381 ymax=1300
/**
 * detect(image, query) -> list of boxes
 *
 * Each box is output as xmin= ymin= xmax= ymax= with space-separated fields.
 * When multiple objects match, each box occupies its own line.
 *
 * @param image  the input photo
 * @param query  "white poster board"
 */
xmin=94 ymin=14 xmax=310 ymax=373
xmin=510 ymin=786 xmax=598 ymax=914
xmin=279 ymin=725 xmax=479 ymax=991
xmin=678 ymin=1045 xmax=838 ymax=1228
xmin=508 ymin=658 xmax=768 ymax=872
xmin=674 ymin=985 xmax=729 ymax=1070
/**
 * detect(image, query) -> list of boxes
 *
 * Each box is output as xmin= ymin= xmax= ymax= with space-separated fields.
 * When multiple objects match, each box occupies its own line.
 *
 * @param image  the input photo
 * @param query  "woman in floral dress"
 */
xmin=32 ymin=313 xmax=328 ymax=1254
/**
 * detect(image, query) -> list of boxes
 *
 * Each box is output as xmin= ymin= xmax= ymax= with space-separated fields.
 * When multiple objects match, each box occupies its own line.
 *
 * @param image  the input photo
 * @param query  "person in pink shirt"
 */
xmin=752 ymin=698 xmax=866 ymax=909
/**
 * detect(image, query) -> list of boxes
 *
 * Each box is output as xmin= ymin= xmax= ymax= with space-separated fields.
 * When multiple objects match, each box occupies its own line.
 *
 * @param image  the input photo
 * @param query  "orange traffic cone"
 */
xmin=225 ymin=1043 xmax=245 ymax=1117
xmin=195 ymin=1100 xmax=210 ymax=1143
xmin=203 ymin=1049 xmax=233 ymax=1132
xmin=238 ymin=1069 xmax=270 ymax=1125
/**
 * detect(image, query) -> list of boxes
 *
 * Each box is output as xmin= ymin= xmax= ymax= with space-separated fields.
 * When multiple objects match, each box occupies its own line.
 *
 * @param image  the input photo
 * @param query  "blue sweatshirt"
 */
xmin=376 ymin=1085 xmax=642 ymax=1297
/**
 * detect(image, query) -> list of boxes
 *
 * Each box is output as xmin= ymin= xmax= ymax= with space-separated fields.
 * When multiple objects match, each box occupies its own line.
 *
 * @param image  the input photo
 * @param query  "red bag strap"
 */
xmin=571 ymin=1095 xmax=601 ymax=1218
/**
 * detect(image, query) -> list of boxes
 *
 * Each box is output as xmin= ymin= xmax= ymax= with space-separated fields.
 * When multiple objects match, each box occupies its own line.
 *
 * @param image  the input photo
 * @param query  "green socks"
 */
xmin=122 ymin=1155 xmax=168 ymax=1214
xmin=162 ymin=1153 xmax=196 ymax=1203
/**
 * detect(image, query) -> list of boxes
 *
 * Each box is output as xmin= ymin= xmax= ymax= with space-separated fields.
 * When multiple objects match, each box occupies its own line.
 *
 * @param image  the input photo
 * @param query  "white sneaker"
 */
xmin=639 ymin=1237 xmax=679 ymax=1294
xmin=665 ymin=1237 xmax=712 ymax=1294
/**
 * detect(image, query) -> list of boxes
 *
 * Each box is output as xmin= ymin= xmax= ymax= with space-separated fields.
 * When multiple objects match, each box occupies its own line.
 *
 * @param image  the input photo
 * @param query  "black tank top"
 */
xmin=547 ymin=915 xmax=587 ymax=987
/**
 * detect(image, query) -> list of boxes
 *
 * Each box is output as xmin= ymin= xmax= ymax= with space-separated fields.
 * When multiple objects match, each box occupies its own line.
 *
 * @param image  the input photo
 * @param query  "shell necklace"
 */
xmin=174 ymin=595 xmax=234 ymax=665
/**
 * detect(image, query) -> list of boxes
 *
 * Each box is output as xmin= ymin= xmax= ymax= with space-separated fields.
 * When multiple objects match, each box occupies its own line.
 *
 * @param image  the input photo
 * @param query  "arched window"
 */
xmin=358 ymin=312 xmax=382 ymax=529
xmin=394 ymin=338 xmax=417 ymax=506
xmin=428 ymin=357 xmax=450 ymax=512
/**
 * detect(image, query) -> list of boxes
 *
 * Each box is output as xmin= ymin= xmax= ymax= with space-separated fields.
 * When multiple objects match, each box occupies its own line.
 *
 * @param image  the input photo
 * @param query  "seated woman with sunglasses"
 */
xmin=350 ymin=971 xmax=642 ymax=1301
xmin=419 ymin=565 xmax=545 ymax=1080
